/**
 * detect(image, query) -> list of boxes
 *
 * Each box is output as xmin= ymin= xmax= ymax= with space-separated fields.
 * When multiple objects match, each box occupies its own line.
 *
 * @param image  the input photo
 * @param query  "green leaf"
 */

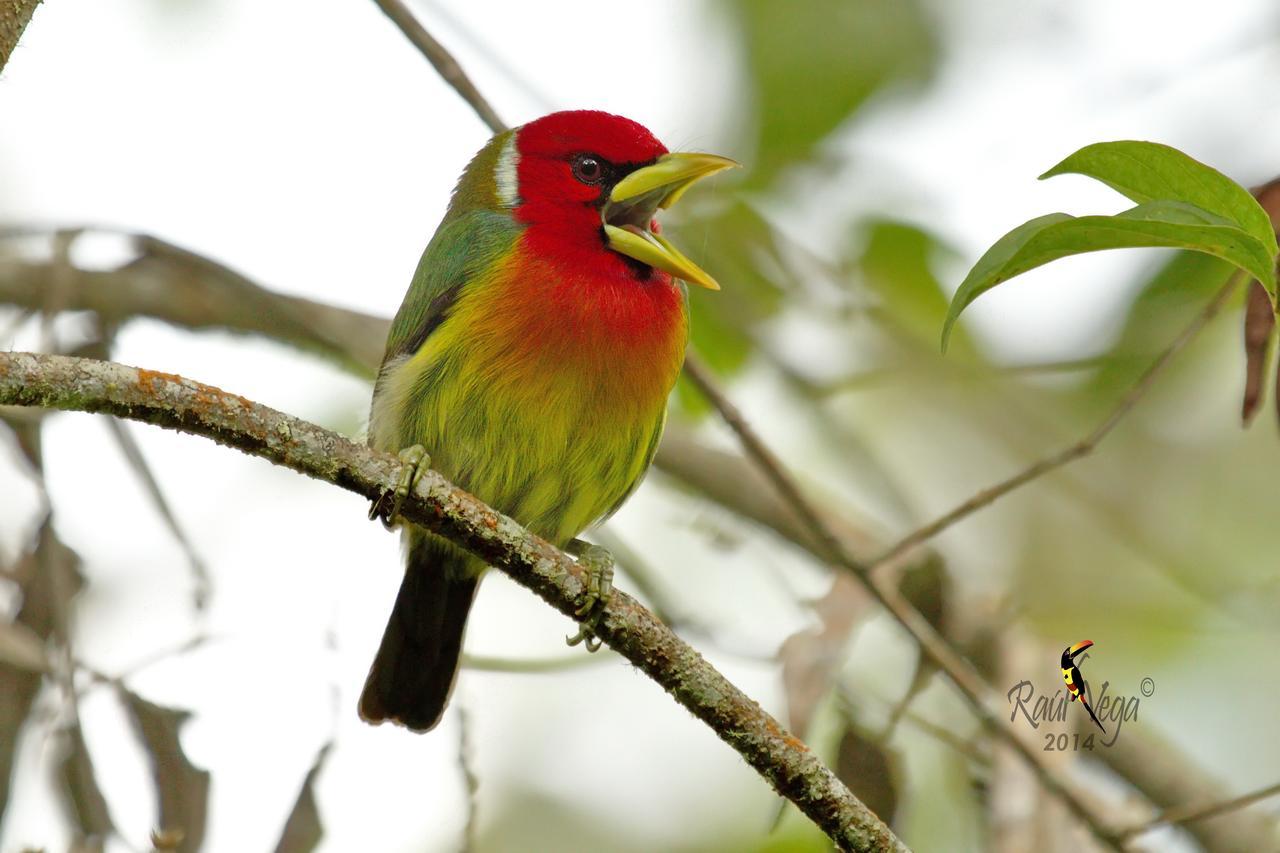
xmin=1041 ymin=141 xmax=1278 ymax=255
xmin=941 ymin=141 xmax=1279 ymax=352
xmin=941 ymin=205 xmax=1276 ymax=352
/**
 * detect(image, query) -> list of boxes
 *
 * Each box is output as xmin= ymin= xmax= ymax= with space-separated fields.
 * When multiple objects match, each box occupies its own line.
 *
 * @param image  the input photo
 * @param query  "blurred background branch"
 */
xmin=5 ymin=0 xmax=1280 ymax=850
xmin=683 ymin=353 xmax=1123 ymax=849
xmin=1119 ymin=778 xmax=1280 ymax=845
xmin=3 ymin=217 xmax=1276 ymax=849
xmin=870 ymin=272 xmax=1243 ymax=569
xmin=372 ymin=0 xmax=506 ymax=135
xmin=0 ymin=349 xmax=903 ymax=853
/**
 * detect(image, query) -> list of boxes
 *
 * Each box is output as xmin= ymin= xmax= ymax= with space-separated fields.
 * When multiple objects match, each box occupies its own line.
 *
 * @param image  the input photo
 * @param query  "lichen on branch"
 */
xmin=1 ymin=0 xmax=43 ymax=74
xmin=0 ymin=350 xmax=903 ymax=853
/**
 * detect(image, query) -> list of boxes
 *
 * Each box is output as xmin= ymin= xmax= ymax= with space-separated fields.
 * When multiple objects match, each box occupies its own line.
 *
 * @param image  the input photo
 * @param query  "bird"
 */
xmin=1060 ymin=640 xmax=1106 ymax=733
xmin=359 ymin=110 xmax=736 ymax=732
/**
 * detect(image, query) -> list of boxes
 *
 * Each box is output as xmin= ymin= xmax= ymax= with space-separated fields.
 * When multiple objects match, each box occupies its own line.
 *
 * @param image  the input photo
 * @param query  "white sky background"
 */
xmin=1 ymin=1 xmax=1279 ymax=851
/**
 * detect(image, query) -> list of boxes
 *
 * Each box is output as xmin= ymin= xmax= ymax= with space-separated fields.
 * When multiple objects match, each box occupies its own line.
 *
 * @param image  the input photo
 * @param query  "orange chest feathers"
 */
xmin=458 ymin=248 xmax=689 ymax=426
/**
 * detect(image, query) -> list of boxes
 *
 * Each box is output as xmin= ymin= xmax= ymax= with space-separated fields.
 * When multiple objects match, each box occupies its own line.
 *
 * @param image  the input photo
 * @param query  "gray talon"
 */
xmin=372 ymin=445 xmax=429 ymax=529
xmin=564 ymin=540 xmax=613 ymax=653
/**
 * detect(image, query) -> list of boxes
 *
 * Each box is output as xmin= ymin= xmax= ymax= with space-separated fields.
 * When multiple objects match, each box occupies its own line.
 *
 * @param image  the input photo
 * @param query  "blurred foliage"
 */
xmin=5 ymin=0 xmax=1280 ymax=851
xmin=834 ymin=724 xmax=901 ymax=830
xmin=272 ymin=743 xmax=331 ymax=853
xmin=121 ymin=689 xmax=209 ymax=853
xmin=677 ymin=201 xmax=790 ymax=414
xmin=1083 ymin=251 xmax=1235 ymax=398
xmin=723 ymin=0 xmax=937 ymax=188
xmin=855 ymin=218 xmax=978 ymax=361
xmin=677 ymin=0 xmax=939 ymax=403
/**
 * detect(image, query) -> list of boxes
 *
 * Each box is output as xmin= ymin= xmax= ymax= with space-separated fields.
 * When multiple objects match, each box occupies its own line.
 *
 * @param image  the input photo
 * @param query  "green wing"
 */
xmin=381 ymin=209 xmax=522 ymax=366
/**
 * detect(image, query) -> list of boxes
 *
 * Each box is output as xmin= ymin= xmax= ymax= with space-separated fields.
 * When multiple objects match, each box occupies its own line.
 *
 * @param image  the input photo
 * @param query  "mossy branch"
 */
xmin=0 ymin=0 xmax=42 ymax=74
xmin=0 ymin=349 xmax=903 ymax=853
xmin=7 ymin=227 xmax=1276 ymax=851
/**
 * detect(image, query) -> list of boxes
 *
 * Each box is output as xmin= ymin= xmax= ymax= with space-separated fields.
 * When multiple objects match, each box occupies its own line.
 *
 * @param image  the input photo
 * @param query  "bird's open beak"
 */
xmin=602 ymin=151 xmax=738 ymax=291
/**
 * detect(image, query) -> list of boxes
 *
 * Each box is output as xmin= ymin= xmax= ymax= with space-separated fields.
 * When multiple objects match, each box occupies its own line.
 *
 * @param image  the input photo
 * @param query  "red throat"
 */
xmin=506 ymin=235 xmax=685 ymax=360
xmin=463 ymin=231 xmax=685 ymax=430
xmin=478 ymin=110 xmax=687 ymax=410
xmin=510 ymin=110 xmax=671 ymax=291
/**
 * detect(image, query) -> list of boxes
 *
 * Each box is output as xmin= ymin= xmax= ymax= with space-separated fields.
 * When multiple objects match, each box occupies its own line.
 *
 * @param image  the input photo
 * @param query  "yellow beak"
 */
xmin=602 ymin=151 xmax=738 ymax=291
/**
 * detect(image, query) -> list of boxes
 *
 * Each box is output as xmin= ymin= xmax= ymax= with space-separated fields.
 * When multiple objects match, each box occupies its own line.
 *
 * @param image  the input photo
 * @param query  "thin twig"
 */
xmin=1120 ymin=780 xmax=1280 ymax=842
xmin=0 ymin=350 xmax=904 ymax=853
xmin=0 ymin=226 xmax=389 ymax=376
xmin=457 ymin=704 xmax=479 ymax=853
xmin=460 ymin=652 xmax=608 ymax=675
xmin=870 ymin=273 xmax=1242 ymax=570
xmin=81 ymin=315 xmax=213 ymax=611
xmin=681 ymin=352 xmax=1124 ymax=851
xmin=6 ymin=225 xmax=1271 ymax=848
xmin=810 ymin=354 xmax=1124 ymax=399
xmin=102 ymin=417 xmax=213 ymax=611
xmin=1087 ymin=703 xmax=1280 ymax=852
xmin=840 ymin=685 xmax=989 ymax=769
xmin=371 ymin=0 xmax=507 ymax=135
xmin=75 ymin=635 xmax=216 ymax=691
xmin=891 ymin=707 xmax=988 ymax=769
xmin=417 ymin=0 xmax=557 ymax=113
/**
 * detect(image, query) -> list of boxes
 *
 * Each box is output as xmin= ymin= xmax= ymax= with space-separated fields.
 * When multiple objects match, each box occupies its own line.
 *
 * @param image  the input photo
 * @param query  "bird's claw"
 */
xmin=565 ymin=541 xmax=613 ymax=653
xmin=369 ymin=445 xmax=429 ymax=529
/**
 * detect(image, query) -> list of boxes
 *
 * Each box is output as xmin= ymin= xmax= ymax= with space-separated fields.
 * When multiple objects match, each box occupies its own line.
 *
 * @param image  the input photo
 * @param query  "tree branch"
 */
xmin=0 ymin=227 xmax=879 ymax=557
xmin=681 ymin=354 xmax=1125 ymax=850
xmin=0 ymin=227 xmax=388 ymax=374
xmin=0 ymin=0 xmax=41 ymax=74
xmin=371 ymin=0 xmax=507 ymax=135
xmin=316 ymin=5 xmax=1270 ymax=846
xmin=1119 ymin=779 xmax=1280 ymax=843
xmin=871 ymin=272 xmax=1242 ymax=570
xmin=7 ymin=227 xmax=1273 ymax=849
xmin=0 ymin=350 xmax=902 ymax=853
xmin=1095 ymin=721 xmax=1280 ymax=851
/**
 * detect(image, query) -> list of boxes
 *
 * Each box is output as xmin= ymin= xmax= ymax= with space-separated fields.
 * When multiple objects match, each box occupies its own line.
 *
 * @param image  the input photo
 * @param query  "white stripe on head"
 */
xmin=494 ymin=132 xmax=520 ymax=207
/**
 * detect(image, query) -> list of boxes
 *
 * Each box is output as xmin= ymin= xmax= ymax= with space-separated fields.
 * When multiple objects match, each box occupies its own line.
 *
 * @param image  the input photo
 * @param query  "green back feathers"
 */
xmin=382 ymin=129 xmax=522 ymax=364
xmin=441 ymin=128 xmax=517 ymax=227
xmin=383 ymin=211 xmax=521 ymax=362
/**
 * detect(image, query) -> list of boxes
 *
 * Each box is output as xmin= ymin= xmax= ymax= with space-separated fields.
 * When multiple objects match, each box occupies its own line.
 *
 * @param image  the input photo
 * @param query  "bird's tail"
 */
xmin=359 ymin=536 xmax=479 ymax=732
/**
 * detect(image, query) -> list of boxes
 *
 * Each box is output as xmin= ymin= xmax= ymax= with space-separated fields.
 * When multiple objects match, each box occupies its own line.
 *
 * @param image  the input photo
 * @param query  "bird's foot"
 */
xmin=369 ymin=445 xmax=429 ymax=530
xmin=565 ymin=540 xmax=613 ymax=653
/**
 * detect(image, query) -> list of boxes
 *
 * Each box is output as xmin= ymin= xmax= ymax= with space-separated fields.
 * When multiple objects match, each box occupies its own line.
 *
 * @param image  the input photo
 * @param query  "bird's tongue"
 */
xmin=602 ymin=189 xmax=664 ymax=231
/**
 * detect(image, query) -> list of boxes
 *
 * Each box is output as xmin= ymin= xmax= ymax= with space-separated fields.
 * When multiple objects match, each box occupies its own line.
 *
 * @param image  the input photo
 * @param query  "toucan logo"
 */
xmin=1061 ymin=640 xmax=1105 ymax=733
xmin=1005 ymin=639 xmax=1150 ymax=748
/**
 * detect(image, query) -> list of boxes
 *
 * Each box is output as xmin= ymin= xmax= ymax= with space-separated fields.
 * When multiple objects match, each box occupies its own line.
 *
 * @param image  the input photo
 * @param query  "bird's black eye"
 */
xmin=571 ymin=154 xmax=604 ymax=184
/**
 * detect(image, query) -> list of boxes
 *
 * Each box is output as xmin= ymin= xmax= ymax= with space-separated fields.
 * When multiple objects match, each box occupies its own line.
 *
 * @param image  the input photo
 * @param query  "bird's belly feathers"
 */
xmin=370 ymin=255 xmax=686 ymax=548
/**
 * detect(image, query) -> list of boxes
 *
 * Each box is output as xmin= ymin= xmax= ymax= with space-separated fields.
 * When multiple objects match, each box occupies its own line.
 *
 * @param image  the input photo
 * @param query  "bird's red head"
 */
xmin=502 ymin=110 xmax=735 ymax=291
xmin=514 ymin=110 xmax=667 ymax=217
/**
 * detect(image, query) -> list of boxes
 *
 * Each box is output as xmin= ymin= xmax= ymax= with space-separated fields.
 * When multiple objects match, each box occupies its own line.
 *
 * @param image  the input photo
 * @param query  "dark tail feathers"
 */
xmin=359 ymin=541 xmax=478 ymax=732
